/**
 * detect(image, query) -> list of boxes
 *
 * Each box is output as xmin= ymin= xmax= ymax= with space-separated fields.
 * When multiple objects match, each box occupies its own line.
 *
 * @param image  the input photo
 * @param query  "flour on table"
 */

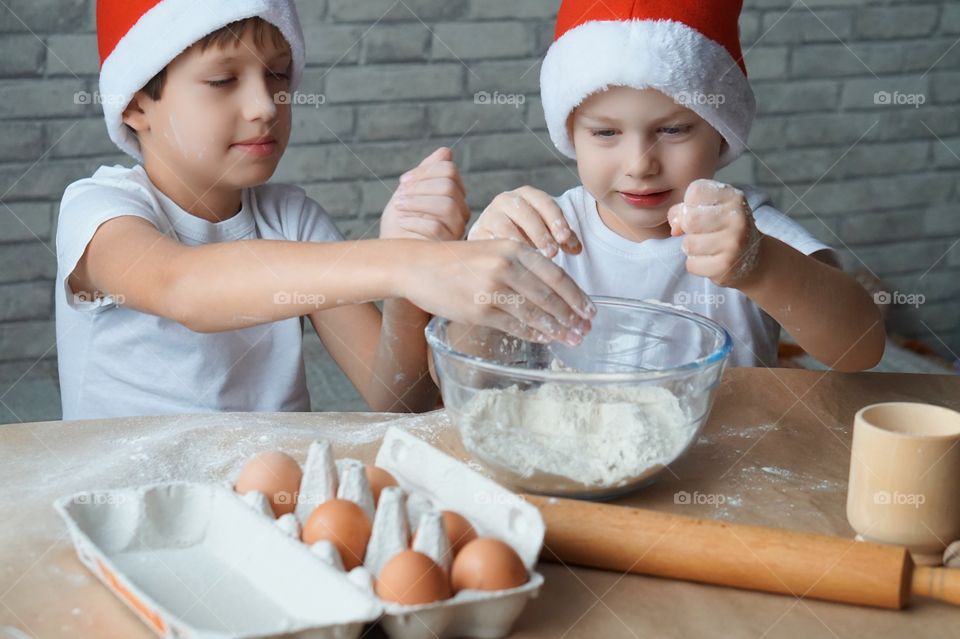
xmin=456 ymin=372 xmax=692 ymax=487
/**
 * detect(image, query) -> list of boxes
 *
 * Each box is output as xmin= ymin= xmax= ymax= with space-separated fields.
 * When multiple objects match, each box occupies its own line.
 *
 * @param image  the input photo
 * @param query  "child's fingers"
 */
xmin=491 ymin=292 xmax=583 ymax=345
xmin=466 ymin=215 xmax=527 ymax=244
xmin=509 ymin=272 xmax=593 ymax=335
xmin=466 ymin=223 xmax=493 ymax=241
xmin=397 ymin=191 xmax=471 ymax=229
xmin=684 ymin=178 xmax=739 ymax=207
xmin=515 ymin=187 xmax=580 ymax=251
xmin=683 ymin=253 xmax=727 ymax=279
xmin=405 ymin=159 xmax=463 ymax=183
xmin=396 ymin=196 xmax=469 ymax=235
xmin=397 ymin=213 xmax=460 ymax=240
xmin=398 ymin=176 xmax=467 ymax=203
xmin=681 ymin=231 xmax=725 ymax=258
xmin=483 ymin=309 xmax=556 ymax=344
xmin=470 ymin=197 xmax=537 ymax=247
xmin=397 ymin=147 xmax=452 ymax=185
xmin=506 ymin=297 xmax=572 ymax=341
xmin=680 ymin=204 xmax=735 ymax=235
xmin=497 ymin=193 xmax=559 ymax=256
xmin=419 ymin=146 xmax=451 ymax=167
xmin=667 ymin=203 xmax=685 ymax=236
xmin=504 ymin=271 xmax=592 ymax=342
xmin=560 ymin=231 xmax=582 ymax=254
xmin=400 ymin=155 xmax=462 ymax=190
xmin=487 ymin=216 xmax=530 ymax=244
xmin=678 ymin=199 xmax=749 ymax=235
xmin=513 ymin=247 xmax=597 ymax=323
xmin=399 ymin=167 xmax=467 ymax=203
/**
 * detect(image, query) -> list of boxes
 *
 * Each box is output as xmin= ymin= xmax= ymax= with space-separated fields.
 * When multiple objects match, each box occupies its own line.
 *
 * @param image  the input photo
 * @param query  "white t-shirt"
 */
xmin=552 ymin=185 xmax=838 ymax=367
xmin=56 ymin=165 xmax=344 ymax=420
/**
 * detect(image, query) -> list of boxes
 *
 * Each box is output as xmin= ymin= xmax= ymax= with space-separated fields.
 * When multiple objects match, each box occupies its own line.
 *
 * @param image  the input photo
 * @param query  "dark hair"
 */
xmin=138 ymin=17 xmax=289 ymax=101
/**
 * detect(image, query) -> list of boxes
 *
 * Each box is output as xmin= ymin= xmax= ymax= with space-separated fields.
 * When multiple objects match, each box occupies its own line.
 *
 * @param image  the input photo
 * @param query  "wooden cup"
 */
xmin=847 ymin=402 xmax=960 ymax=565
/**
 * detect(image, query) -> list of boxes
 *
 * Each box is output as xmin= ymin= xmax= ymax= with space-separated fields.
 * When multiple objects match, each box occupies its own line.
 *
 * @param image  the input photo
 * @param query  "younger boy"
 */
xmin=469 ymin=0 xmax=885 ymax=371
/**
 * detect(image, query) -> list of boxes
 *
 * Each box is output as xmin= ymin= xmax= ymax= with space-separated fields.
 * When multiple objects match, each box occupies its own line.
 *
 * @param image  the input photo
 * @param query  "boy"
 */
xmin=57 ymin=0 xmax=595 ymax=420
xmin=468 ymin=0 xmax=885 ymax=371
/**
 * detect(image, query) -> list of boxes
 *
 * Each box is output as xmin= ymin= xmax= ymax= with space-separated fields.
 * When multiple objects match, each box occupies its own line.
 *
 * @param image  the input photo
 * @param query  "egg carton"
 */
xmin=239 ymin=427 xmax=545 ymax=639
xmin=54 ymin=482 xmax=380 ymax=639
xmin=55 ymin=428 xmax=545 ymax=639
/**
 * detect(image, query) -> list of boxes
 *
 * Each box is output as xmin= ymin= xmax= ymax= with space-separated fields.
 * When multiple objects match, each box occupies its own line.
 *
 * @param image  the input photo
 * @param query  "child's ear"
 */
xmin=122 ymin=94 xmax=150 ymax=133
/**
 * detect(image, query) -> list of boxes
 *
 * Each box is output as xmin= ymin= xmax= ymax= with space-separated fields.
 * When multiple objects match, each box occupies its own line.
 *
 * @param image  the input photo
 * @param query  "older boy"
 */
xmin=57 ymin=0 xmax=595 ymax=419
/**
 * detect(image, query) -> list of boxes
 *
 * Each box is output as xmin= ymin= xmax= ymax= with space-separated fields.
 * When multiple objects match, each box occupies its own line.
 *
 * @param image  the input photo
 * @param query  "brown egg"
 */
xmin=365 ymin=465 xmax=398 ymax=506
xmin=441 ymin=511 xmax=477 ymax=557
xmin=302 ymin=499 xmax=372 ymax=570
xmin=451 ymin=538 xmax=527 ymax=593
xmin=376 ymin=550 xmax=451 ymax=605
xmin=234 ymin=451 xmax=302 ymax=518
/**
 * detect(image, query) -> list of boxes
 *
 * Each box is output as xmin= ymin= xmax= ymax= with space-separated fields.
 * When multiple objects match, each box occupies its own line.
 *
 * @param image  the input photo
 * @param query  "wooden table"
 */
xmin=1 ymin=368 xmax=959 ymax=638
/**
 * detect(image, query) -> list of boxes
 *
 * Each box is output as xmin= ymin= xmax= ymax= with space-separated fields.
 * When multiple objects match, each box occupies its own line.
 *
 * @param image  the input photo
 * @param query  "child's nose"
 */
xmin=242 ymin=77 xmax=278 ymax=122
xmin=625 ymin=142 xmax=660 ymax=178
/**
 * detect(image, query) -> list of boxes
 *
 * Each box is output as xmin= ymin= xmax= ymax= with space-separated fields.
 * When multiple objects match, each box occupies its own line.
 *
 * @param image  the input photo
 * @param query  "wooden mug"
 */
xmin=847 ymin=402 xmax=960 ymax=565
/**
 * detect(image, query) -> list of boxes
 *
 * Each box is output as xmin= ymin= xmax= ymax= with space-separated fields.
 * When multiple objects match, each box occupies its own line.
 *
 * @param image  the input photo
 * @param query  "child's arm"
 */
xmin=668 ymin=179 xmax=886 ymax=372
xmin=304 ymin=147 xmax=471 ymax=412
xmin=307 ymin=301 xmax=437 ymax=412
xmin=68 ymin=216 xmax=596 ymax=345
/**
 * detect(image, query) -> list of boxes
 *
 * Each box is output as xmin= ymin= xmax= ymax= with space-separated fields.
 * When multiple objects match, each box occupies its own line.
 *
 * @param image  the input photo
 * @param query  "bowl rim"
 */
xmin=425 ymin=295 xmax=733 ymax=384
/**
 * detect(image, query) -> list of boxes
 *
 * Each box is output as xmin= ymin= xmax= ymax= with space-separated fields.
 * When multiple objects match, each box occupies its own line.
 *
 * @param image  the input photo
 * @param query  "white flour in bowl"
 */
xmin=456 ymin=381 xmax=692 ymax=487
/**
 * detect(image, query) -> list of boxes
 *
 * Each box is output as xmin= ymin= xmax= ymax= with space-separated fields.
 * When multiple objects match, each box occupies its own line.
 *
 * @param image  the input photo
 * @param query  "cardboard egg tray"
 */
xmin=55 ymin=427 xmax=545 ymax=639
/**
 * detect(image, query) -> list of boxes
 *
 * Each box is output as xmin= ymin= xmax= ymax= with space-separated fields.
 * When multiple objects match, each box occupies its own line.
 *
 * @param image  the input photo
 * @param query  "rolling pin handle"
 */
xmin=911 ymin=566 xmax=960 ymax=606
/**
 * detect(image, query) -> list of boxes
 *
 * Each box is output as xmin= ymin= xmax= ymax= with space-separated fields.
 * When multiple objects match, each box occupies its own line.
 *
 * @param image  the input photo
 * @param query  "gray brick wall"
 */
xmin=0 ymin=0 xmax=958 ymax=420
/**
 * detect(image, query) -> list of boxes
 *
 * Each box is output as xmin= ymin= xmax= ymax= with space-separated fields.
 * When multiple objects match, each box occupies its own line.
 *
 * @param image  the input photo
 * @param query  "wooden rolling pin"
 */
xmin=525 ymin=495 xmax=960 ymax=609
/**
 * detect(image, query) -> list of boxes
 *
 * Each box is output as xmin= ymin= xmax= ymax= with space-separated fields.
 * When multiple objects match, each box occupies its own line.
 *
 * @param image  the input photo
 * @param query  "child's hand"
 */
xmin=667 ymin=179 xmax=762 ymax=288
xmin=405 ymin=239 xmax=595 ymax=346
xmin=467 ymin=186 xmax=582 ymax=258
xmin=380 ymin=147 xmax=470 ymax=242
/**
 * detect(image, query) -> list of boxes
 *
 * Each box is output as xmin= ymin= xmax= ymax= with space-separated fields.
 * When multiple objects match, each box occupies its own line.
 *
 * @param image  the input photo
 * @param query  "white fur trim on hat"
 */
xmin=540 ymin=19 xmax=756 ymax=168
xmin=100 ymin=0 xmax=305 ymax=161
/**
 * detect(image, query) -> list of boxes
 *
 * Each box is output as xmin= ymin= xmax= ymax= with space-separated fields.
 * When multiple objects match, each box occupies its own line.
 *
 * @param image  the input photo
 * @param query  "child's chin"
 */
xmin=230 ymin=164 xmax=280 ymax=189
xmin=607 ymin=198 xmax=670 ymax=226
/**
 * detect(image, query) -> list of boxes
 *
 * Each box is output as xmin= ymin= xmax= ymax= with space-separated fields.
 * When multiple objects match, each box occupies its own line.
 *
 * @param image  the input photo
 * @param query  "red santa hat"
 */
xmin=540 ymin=0 xmax=755 ymax=167
xmin=97 ymin=0 xmax=305 ymax=161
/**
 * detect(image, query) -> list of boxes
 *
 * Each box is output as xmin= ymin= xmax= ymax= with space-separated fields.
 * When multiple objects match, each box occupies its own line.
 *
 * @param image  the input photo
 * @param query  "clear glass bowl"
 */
xmin=425 ymin=296 xmax=732 ymax=499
